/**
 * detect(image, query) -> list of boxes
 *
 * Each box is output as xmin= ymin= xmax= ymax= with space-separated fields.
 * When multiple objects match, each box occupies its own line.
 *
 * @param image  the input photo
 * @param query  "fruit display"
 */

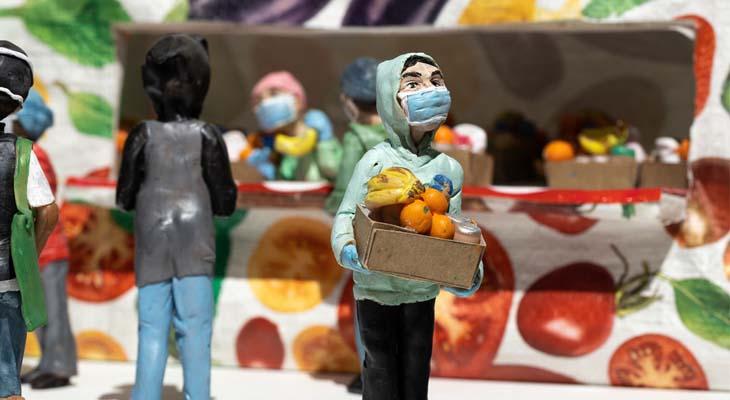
xmin=577 ymin=123 xmax=628 ymax=156
xmin=365 ymin=168 xmax=473 ymax=242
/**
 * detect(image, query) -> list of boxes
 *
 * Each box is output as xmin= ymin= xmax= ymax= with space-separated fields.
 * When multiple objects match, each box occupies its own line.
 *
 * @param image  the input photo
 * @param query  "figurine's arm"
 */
xmin=27 ymin=151 xmax=58 ymax=251
xmin=116 ymin=123 xmax=149 ymax=211
xmin=34 ymin=203 xmax=58 ymax=251
xmin=331 ymin=150 xmax=382 ymax=265
xmin=201 ymin=123 xmax=237 ymax=216
xmin=305 ymin=109 xmax=342 ymax=179
xmin=327 ymin=132 xmax=364 ymax=213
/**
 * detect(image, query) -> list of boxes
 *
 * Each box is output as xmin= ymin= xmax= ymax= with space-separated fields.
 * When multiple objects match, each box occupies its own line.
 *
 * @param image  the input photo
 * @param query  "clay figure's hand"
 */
xmin=340 ymin=244 xmax=371 ymax=275
xmin=430 ymin=174 xmax=454 ymax=196
xmin=304 ymin=109 xmax=334 ymax=142
xmin=247 ymin=148 xmax=276 ymax=180
xmin=444 ymin=262 xmax=483 ymax=297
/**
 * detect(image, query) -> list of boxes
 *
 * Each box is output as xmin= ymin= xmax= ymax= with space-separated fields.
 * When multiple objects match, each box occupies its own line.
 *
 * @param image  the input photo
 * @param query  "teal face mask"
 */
xmin=398 ymin=87 xmax=451 ymax=129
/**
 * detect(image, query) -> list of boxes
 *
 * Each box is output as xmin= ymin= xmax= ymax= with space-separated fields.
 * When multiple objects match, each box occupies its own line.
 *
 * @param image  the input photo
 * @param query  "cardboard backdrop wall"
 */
xmin=116 ymin=21 xmax=694 ymax=153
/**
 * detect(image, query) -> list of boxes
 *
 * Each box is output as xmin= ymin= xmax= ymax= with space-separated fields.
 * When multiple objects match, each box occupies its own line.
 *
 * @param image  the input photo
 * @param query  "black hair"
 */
xmin=0 ymin=41 xmax=33 ymax=119
xmin=401 ymin=55 xmax=437 ymax=72
xmin=352 ymin=98 xmax=377 ymax=113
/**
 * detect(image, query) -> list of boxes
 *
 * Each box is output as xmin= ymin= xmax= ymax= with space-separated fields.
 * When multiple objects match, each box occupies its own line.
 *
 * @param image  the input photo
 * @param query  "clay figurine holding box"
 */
xmin=331 ymin=53 xmax=483 ymax=400
xmin=116 ymin=34 xmax=237 ymax=400
xmin=0 ymin=40 xmax=57 ymax=400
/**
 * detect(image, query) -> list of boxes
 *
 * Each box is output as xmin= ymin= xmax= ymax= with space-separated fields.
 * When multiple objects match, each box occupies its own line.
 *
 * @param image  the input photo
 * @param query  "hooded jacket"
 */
xmin=331 ymin=52 xmax=480 ymax=305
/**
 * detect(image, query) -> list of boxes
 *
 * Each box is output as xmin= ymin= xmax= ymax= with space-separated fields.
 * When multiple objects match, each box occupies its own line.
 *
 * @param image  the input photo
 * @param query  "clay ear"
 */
xmin=191 ymin=35 xmax=209 ymax=54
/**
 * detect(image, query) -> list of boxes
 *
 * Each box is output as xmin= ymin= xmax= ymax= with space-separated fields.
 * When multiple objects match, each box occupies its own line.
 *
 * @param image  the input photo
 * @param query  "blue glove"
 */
xmin=303 ymin=109 xmax=334 ymax=142
xmin=340 ymin=244 xmax=370 ymax=275
xmin=247 ymin=148 xmax=276 ymax=180
xmin=430 ymin=174 xmax=454 ymax=196
xmin=444 ymin=262 xmax=482 ymax=297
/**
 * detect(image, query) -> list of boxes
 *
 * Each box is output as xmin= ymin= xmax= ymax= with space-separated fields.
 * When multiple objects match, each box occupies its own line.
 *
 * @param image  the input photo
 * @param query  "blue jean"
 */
xmin=0 ymin=291 xmax=26 ymax=397
xmin=132 ymin=275 xmax=213 ymax=400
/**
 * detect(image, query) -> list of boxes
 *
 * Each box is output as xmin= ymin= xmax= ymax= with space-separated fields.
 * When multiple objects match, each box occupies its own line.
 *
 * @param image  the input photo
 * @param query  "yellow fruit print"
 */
xmin=535 ymin=0 xmax=583 ymax=21
xmin=459 ymin=0 xmax=536 ymax=25
xmin=33 ymin=76 xmax=50 ymax=103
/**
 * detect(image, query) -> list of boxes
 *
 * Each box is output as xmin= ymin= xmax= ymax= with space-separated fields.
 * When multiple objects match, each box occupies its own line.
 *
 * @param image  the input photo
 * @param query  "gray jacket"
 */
xmin=116 ymin=120 xmax=237 ymax=287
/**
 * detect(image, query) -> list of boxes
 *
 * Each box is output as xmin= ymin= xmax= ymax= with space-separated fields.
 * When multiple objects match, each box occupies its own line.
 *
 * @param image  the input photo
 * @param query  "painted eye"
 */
xmin=432 ymin=79 xmax=443 ymax=87
xmin=406 ymin=81 xmax=418 ymax=89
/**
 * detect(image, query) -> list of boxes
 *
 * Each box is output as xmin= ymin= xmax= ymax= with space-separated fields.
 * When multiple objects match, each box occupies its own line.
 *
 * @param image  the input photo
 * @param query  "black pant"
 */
xmin=357 ymin=298 xmax=435 ymax=400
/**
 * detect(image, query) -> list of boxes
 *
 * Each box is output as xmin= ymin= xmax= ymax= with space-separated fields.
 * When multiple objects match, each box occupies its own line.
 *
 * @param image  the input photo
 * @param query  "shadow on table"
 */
xmin=99 ymin=384 xmax=218 ymax=400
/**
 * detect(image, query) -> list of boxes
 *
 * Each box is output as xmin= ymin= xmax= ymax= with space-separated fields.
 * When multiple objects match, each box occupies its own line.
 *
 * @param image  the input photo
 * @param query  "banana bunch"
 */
xmin=274 ymin=128 xmax=318 ymax=157
xmin=365 ymin=167 xmax=425 ymax=209
xmin=578 ymin=124 xmax=629 ymax=155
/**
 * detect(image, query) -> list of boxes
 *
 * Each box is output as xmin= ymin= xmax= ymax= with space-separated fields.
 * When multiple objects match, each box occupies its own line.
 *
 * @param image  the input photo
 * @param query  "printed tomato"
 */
xmin=677 ymin=15 xmax=715 ymax=116
xmin=293 ymin=326 xmax=359 ymax=373
xmin=337 ymin=278 xmax=357 ymax=353
xmin=431 ymin=228 xmax=515 ymax=378
xmin=609 ymin=334 xmax=708 ymax=390
xmin=517 ymin=263 xmax=615 ymax=357
xmin=63 ymin=204 xmax=136 ymax=302
xmin=510 ymin=202 xmax=597 ymax=235
xmin=667 ymin=158 xmax=730 ymax=247
xmin=236 ymin=317 xmax=284 ymax=369
xmin=76 ymin=330 xmax=127 ymax=361
xmin=247 ymin=217 xmax=342 ymax=312
xmin=483 ymin=364 xmax=577 ymax=384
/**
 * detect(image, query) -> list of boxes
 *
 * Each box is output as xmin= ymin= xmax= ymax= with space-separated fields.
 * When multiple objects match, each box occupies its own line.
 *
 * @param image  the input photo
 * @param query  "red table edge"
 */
xmin=65 ymin=177 xmax=673 ymax=204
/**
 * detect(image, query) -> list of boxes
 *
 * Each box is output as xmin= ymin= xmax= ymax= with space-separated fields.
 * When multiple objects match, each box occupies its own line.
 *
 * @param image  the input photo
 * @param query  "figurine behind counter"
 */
xmin=116 ymin=34 xmax=237 ymax=400
xmin=0 ymin=40 xmax=57 ymax=400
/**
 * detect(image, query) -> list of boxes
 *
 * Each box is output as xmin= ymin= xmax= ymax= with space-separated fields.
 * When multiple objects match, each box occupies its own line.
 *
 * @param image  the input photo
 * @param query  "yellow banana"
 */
xmin=274 ymin=128 xmax=317 ymax=157
xmin=365 ymin=167 xmax=425 ymax=209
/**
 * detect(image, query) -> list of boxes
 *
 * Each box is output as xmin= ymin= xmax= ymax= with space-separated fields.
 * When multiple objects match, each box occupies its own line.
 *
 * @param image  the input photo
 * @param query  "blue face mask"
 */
xmin=255 ymin=93 xmax=297 ymax=131
xmin=398 ymin=87 xmax=451 ymax=129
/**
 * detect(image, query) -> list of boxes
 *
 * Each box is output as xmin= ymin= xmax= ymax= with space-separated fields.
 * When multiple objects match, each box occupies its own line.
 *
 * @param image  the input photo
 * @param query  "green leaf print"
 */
xmin=669 ymin=277 xmax=730 ymax=350
xmin=582 ymin=0 xmax=652 ymax=19
xmin=57 ymin=83 xmax=114 ymax=138
xmin=164 ymin=0 xmax=189 ymax=22
xmin=0 ymin=0 xmax=131 ymax=67
xmin=722 ymin=69 xmax=730 ymax=115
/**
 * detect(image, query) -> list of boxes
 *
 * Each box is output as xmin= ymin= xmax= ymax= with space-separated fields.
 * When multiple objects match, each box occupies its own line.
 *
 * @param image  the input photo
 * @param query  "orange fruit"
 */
xmin=421 ymin=187 xmax=449 ymax=215
xmin=677 ymin=139 xmax=690 ymax=161
xmin=434 ymin=125 xmax=456 ymax=144
xmin=543 ymin=140 xmax=575 ymax=162
xmin=430 ymin=214 xmax=456 ymax=239
xmin=400 ymin=200 xmax=433 ymax=234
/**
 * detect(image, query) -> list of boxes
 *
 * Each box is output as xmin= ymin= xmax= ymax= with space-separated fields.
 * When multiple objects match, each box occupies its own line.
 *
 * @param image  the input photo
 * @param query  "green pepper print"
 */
xmin=722 ymin=68 xmax=730 ymax=115
xmin=0 ymin=0 xmax=131 ymax=68
xmin=582 ymin=0 xmax=652 ymax=19
xmin=164 ymin=0 xmax=189 ymax=22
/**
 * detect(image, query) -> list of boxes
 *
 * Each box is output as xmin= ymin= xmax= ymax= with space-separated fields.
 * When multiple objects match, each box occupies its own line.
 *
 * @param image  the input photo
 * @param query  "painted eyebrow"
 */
xmin=430 ymin=70 xmax=443 ymax=79
xmin=401 ymin=71 xmax=421 ymax=79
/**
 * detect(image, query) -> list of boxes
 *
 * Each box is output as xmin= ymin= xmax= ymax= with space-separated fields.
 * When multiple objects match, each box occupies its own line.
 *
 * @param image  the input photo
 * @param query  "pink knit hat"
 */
xmin=251 ymin=71 xmax=307 ymax=109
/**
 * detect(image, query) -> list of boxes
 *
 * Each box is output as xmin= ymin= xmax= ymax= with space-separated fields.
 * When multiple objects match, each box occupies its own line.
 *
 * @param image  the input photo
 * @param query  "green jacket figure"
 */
xmin=325 ymin=57 xmax=388 ymax=215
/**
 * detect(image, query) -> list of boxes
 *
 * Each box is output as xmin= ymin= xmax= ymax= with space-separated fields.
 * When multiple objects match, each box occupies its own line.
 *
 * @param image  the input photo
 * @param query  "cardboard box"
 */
xmin=353 ymin=205 xmax=485 ymax=289
xmin=639 ymin=161 xmax=688 ymax=189
xmin=230 ymin=160 xmax=264 ymax=183
xmin=444 ymin=149 xmax=494 ymax=187
xmin=545 ymin=157 xmax=638 ymax=190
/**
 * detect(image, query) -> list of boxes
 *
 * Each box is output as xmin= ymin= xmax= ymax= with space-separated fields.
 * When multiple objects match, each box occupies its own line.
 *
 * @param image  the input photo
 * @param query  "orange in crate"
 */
xmin=421 ymin=187 xmax=449 ymax=215
xmin=677 ymin=139 xmax=690 ymax=161
xmin=434 ymin=125 xmax=456 ymax=144
xmin=400 ymin=200 xmax=433 ymax=234
xmin=430 ymin=214 xmax=456 ymax=239
xmin=543 ymin=140 xmax=575 ymax=162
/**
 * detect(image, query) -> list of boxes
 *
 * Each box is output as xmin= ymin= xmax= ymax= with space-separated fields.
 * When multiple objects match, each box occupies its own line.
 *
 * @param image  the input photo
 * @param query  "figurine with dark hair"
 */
xmin=0 ymin=40 xmax=57 ymax=400
xmin=331 ymin=53 xmax=483 ymax=400
xmin=116 ymin=34 xmax=237 ymax=400
xmin=11 ymin=89 xmax=77 ymax=390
